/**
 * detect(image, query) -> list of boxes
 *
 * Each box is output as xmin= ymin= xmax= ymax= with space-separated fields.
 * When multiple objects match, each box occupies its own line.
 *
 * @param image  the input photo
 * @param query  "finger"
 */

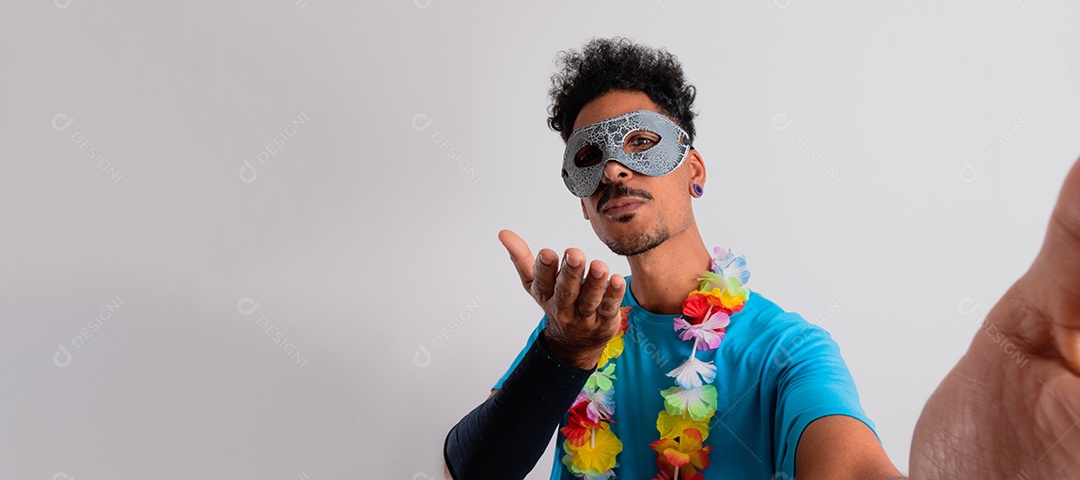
xmin=553 ymin=248 xmax=586 ymax=315
xmin=531 ymin=248 xmax=559 ymax=303
xmin=597 ymin=274 xmax=627 ymax=325
xmin=575 ymin=259 xmax=609 ymax=319
xmin=498 ymin=229 xmax=535 ymax=293
xmin=1029 ymin=155 xmax=1080 ymax=329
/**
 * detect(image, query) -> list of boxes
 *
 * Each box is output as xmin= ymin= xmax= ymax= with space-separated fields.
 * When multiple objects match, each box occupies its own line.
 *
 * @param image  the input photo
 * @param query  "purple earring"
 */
xmin=692 ymin=183 xmax=704 ymax=197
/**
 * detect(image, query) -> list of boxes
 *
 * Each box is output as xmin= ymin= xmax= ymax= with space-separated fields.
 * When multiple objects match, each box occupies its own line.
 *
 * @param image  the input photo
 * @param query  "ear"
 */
xmin=581 ymin=198 xmax=590 ymax=220
xmin=687 ymin=148 xmax=706 ymax=190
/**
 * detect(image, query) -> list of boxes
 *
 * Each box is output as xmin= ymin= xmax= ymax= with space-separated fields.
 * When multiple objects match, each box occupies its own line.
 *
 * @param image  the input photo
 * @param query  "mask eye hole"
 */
xmin=624 ymin=130 xmax=661 ymax=153
xmin=574 ymin=145 xmax=604 ymax=168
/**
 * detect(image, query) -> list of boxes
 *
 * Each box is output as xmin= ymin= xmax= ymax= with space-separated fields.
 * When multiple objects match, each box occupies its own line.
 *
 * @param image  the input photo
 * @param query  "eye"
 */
xmin=574 ymin=145 xmax=603 ymax=168
xmin=624 ymin=131 xmax=661 ymax=153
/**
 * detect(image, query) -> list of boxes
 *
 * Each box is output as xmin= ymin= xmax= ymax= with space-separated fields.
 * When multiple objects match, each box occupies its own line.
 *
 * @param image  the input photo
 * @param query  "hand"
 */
xmin=498 ymin=229 xmax=626 ymax=370
xmin=910 ymin=156 xmax=1080 ymax=478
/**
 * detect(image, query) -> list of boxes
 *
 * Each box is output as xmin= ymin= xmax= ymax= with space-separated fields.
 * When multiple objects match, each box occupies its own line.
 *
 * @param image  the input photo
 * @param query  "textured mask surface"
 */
xmin=561 ymin=110 xmax=691 ymax=197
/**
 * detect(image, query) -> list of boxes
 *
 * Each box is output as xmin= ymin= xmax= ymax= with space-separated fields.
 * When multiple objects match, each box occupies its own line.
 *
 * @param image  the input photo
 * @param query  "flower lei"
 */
xmin=559 ymin=246 xmax=751 ymax=480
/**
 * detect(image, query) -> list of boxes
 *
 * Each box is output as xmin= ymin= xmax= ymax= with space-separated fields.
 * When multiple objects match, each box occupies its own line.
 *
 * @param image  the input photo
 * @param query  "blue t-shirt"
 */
xmin=493 ymin=275 xmax=878 ymax=479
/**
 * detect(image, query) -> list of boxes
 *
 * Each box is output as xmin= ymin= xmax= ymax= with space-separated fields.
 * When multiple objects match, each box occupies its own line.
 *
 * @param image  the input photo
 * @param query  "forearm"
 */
xmin=443 ymin=333 xmax=592 ymax=479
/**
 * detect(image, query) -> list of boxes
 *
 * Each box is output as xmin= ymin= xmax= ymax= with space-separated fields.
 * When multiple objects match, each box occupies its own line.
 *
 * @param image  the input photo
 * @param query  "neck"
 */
xmin=626 ymin=223 xmax=712 ymax=315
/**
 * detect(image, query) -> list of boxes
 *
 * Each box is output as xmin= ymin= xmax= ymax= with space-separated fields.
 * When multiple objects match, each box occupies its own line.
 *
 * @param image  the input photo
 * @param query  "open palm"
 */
xmin=911 ymin=156 xmax=1080 ymax=478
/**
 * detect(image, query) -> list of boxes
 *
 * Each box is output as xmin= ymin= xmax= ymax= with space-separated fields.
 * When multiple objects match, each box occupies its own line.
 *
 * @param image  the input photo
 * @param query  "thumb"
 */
xmin=1007 ymin=155 xmax=1080 ymax=375
xmin=1028 ymin=155 xmax=1080 ymax=328
xmin=499 ymin=229 xmax=536 ymax=290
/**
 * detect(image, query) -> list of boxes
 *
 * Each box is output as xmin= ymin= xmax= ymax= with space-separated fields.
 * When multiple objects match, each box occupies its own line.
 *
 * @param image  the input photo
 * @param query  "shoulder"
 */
xmin=727 ymin=289 xmax=839 ymax=358
xmin=731 ymin=290 xmax=816 ymax=336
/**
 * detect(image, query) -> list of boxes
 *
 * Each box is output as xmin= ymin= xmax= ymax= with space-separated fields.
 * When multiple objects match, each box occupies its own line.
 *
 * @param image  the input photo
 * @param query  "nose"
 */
xmin=599 ymin=159 xmax=633 ymax=186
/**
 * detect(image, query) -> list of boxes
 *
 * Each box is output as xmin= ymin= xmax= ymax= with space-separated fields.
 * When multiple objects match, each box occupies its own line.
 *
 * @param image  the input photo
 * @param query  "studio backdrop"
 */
xmin=1 ymin=1 xmax=1078 ymax=478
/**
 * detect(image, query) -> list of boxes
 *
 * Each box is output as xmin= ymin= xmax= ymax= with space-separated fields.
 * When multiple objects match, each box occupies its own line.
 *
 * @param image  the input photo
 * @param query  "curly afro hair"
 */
xmin=547 ymin=37 xmax=698 ymax=144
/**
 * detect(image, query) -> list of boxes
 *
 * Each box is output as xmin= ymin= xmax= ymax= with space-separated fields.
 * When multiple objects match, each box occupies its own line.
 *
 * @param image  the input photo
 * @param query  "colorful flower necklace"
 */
xmin=559 ymin=246 xmax=751 ymax=480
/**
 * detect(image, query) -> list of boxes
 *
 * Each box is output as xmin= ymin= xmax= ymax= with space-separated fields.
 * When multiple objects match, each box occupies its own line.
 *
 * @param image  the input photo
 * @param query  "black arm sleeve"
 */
xmin=443 ymin=332 xmax=593 ymax=479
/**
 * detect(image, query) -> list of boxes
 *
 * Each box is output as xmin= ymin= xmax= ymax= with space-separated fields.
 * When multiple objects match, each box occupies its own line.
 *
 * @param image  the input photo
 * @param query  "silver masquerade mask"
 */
xmin=561 ymin=109 xmax=692 ymax=197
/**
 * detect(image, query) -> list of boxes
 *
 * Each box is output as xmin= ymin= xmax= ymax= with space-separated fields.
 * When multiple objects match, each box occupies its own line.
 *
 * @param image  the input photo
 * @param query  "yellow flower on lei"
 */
xmin=562 ymin=422 xmax=623 ymax=476
xmin=656 ymin=410 xmax=712 ymax=440
xmin=597 ymin=331 xmax=624 ymax=368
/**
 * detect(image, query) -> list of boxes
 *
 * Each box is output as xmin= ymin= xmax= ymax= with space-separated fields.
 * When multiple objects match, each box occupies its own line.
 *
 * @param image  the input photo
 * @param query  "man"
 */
xmin=444 ymin=37 xmax=1080 ymax=479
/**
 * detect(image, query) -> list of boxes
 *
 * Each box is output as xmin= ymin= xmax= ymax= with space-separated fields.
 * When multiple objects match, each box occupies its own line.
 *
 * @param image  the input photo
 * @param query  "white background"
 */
xmin=1 ymin=1 xmax=1078 ymax=478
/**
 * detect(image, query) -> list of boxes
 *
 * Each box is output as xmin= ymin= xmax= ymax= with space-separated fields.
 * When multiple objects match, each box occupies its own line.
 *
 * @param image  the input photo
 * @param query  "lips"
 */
xmin=602 ymin=197 xmax=646 ymax=215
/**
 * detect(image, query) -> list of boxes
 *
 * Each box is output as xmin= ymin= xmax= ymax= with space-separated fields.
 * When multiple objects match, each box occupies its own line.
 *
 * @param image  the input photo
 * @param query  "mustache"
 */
xmin=597 ymin=183 xmax=653 ymax=212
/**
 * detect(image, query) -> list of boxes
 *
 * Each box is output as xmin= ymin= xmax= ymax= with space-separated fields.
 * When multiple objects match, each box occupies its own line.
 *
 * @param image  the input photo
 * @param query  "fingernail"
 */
xmin=538 ymin=253 xmax=552 ymax=265
xmin=591 ymin=268 xmax=605 ymax=278
xmin=565 ymin=254 xmax=581 ymax=268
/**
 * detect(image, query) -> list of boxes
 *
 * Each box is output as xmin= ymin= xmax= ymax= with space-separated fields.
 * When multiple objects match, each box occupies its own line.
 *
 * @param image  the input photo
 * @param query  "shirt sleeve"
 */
xmin=769 ymin=313 xmax=879 ymax=476
xmin=491 ymin=314 xmax=549 ymax=391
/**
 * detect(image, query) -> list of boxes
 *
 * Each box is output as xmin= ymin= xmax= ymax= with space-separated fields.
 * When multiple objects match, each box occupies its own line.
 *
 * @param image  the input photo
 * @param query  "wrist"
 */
xmin=539 ymin=330 xmax=603 ymax=370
